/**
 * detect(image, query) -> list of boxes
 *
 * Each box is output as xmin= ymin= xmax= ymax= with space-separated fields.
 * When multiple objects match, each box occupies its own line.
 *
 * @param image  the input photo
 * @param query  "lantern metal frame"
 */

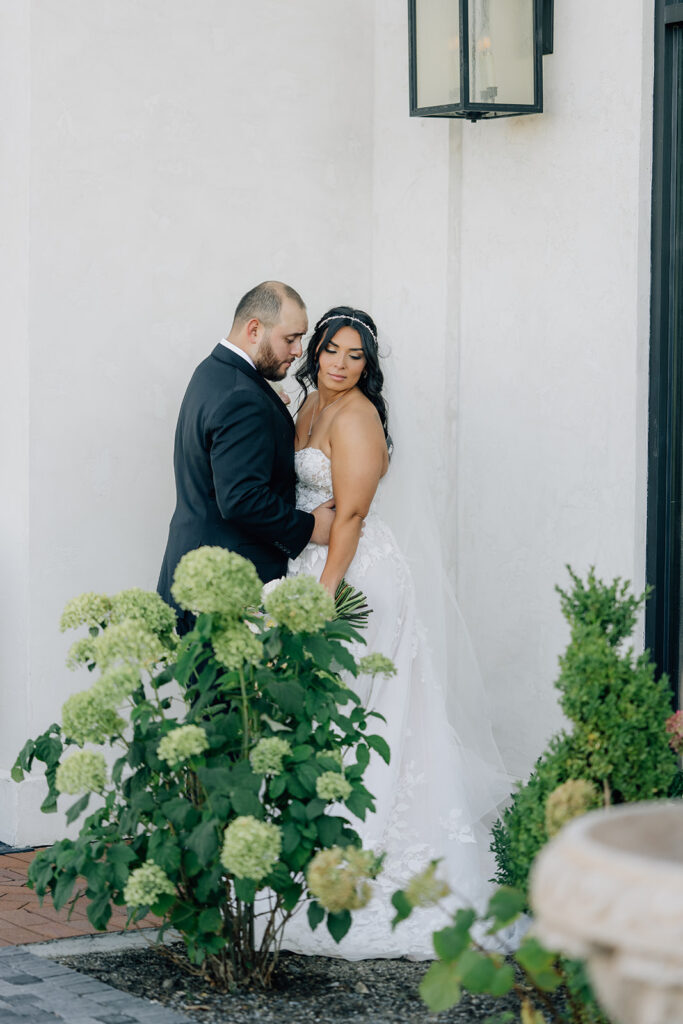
xmin=408 ymin=0 xmax=554 ymax=122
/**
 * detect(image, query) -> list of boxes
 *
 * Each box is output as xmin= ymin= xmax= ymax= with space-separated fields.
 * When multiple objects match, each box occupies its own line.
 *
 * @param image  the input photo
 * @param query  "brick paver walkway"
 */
xmin=0 ymin=946 xmax=192 ymax=1023
xmin=0 ymin=850 xmax=192 ymax=1023
xmin=0 ymin=849 xmax=158 ymax=946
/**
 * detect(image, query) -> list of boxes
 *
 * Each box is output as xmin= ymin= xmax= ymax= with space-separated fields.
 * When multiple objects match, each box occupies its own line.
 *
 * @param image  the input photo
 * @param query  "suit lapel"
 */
xmin=211 ymin=344 xmax=295 ymax=433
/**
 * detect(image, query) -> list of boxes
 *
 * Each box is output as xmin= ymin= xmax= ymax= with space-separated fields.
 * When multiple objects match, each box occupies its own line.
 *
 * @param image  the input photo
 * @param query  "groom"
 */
xmin=157 ymin=280 xmax=334 ymax=631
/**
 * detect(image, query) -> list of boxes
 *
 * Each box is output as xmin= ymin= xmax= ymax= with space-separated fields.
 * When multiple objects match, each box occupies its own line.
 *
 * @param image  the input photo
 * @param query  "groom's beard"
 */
xmin=254 ymin=332 xmax=291 ymax=381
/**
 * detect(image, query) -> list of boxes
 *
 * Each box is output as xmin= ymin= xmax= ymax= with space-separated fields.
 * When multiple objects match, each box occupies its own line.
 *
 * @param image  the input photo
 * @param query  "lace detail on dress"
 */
xmin=277 ymin=446 xmax=519 ymax=960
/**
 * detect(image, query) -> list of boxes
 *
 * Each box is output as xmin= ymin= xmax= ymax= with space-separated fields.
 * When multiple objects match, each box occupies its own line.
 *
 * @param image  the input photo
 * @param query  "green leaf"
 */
xmin=148 ymin=831 xmax=182 ymax=874
xmin=295 ymin=762 xmax=319 ymax=793
xmin=87 ymin=893 xmax=112 ymax=931
xmin=198 ymin=907 xmax=223 ymax=933
xmin=282 ymin=821 xmax=301 ymax=855
xmin=488 ymin=964 xmax=516 ymax=996
xmin=326 ymin=909 xmax=351 ymax=943
xmin=456 ymin=950 xmax=498 ymax=993
xmin=486 ymin=886 xmax=526 ymax=930
xmin=316 ymin=815 xmax=343 ymax=846
xmin=65 ymin=793 xmax=91 ymax=825
xmin=266 ymin=863 xmax=292 ymax=891
xmin=305 ymin=798 xmax=327 ymax=820
xmin=307 ymin=900 xmax=325 ymax=930
xmin=234 ymin=877 xmax=256 ymax=903
xmin=196 ymin=765 xmax=234 ymax=795
xmin=419 ymin=961 xmax=462 ymax=1013
xmin=231 ymin=790 xmax=263 ymax=817
xmin=186 ymin=821 xmax=220 ymax=867
xmin=34 ymin=734 xmax=63 ymax=768
xmin=433 ymin=922 xmax=471 ymax=962
xmin=366 ymin=733 xmax=391 ymax=765
xmin=281 ymin=882 xmax=302 ymax=911
xmin=268 ymin=775 xmax=287 ymax=800
xmin=516 ymin=936 xmax=556 ymax=973
xmin=151 ymin=891 xmax=176 ymax=915
xmin=265 ymin=679 xmax=306 ymax=715
xmin=105 ymin=844 xmax=137 ymax=891
xmin=163 ymin=797 xmax=198 ymax=830
xmin=390 ymin=890 xmax=412 ymax=927
xmin=53 ymin=872 xmax=77 ymax=911
xmin=291 ymin=744 xmax=315 ymax=762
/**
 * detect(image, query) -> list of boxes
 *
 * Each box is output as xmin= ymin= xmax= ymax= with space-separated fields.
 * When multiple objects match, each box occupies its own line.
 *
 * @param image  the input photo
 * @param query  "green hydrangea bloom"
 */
xmin=220 ymin=816 xmax=282 ymax=882
xmin=60 ymin=592 xmax=112 ymax=632
xmin=545 ymin=779 xmax=601 ymax=838
xmin=111 ymin=588 xmax=177 ymax=637
xmin=359 ymin=653 xmax=397 ymax=678
xmin=123 ymin=860 xmax=176 ymax=908
xmin=93 ymin=620 xmax=165 ymax=669
xmin=405 ymin=861 xmax=450 ymax=907
xmin=315 ymin=748 xmax=343 ymax=768
xmin=56 ymin=750 xmax=108 ymax=795
xmin=66 ymin=636 xmax=99 ymax=670
xmin=93 ymin=666 xmax=141 ymax=705
xmin=306 ymin=846 xmax=377 ymax=913
xmin=316 ymin=771 xmax=352 ymax=802
xmin=263 ymin=576 xmax=335 ymax=633
xmin=171 ymin=547 xmax=262 ymax=617
xmin=157 ymin=725 xmax=209 ymax=766
xmin=62 ymin=688 xmax=125 ymax=745
xmin=249 ymin=737 xmax=292 ymax=776
xmin=212 ymin=622 xmax=262 ymax=671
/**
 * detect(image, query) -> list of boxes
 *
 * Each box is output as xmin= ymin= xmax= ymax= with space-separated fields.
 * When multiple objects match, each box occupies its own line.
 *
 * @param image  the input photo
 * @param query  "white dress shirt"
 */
xmin=220 ymin=338 xmax=256 ymax=370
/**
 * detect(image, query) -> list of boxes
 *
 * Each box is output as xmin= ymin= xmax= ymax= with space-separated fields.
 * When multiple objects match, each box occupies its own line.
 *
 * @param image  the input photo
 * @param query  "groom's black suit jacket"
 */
xmin=158 ymin=345 xmax=314 ymax=625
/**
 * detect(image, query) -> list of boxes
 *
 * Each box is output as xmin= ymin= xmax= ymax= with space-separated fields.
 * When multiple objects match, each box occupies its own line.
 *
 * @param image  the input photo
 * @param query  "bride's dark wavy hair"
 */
xmin=295 ymin=306 xmax=390 ymax=442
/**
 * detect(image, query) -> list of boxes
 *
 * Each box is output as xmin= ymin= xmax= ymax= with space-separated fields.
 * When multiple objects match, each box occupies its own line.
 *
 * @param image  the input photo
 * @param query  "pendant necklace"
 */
xmin=307 ymin=392 xmax=346 ymax=440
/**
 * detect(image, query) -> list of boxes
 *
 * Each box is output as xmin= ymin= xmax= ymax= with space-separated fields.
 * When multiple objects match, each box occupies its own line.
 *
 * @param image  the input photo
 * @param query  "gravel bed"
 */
xmin=55 ymin=942 xmax=520 ymax=1023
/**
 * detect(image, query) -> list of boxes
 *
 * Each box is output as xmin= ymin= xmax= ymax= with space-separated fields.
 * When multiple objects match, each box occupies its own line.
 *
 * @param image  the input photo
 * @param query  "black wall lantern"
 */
xmin=408 ymin=0 xmax=554 ymax=121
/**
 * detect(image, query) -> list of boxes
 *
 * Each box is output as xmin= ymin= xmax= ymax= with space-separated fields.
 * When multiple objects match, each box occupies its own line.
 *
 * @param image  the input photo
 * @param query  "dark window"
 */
xmin=646 ymin=1 xmax=683 ymax=701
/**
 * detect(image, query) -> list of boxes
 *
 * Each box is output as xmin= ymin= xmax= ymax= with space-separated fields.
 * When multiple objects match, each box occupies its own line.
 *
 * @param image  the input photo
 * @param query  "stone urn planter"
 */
xmin=530 ymin=801 xmax=683 ymax=1024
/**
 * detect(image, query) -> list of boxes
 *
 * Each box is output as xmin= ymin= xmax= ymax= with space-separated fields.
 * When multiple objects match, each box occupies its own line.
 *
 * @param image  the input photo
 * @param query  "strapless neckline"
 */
xmin=295 ymin=446 xmax=330 ymax=463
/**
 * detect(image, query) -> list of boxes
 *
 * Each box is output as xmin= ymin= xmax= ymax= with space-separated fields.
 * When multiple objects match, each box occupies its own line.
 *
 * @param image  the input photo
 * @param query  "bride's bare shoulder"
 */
xmin=331 ymin=392 xmax=388 ymax=467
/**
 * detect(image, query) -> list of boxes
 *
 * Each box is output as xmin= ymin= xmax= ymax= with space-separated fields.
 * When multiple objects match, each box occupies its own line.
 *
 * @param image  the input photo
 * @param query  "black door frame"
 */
xmin=646 ymin=0 xmax=683 ymax=699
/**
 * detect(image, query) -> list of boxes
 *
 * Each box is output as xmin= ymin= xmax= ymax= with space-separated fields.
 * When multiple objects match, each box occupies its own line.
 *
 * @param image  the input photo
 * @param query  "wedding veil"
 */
xmin=373 ymin=337 xmax=515 ymax=820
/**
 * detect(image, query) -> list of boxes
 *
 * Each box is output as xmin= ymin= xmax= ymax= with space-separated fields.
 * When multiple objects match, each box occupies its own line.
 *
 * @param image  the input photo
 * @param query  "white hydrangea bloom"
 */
xmin=157 ymin=725 xmax=209 ymax=766
xmin=249 ymin=737 xmax=292 ymax=776
xmin=123 ymin=860 xmax=176 ymax=908
xmin=56 ymin=750 xmax=108 ymax=795
xmin=220 ymin=816 xmax=282 ymax=882
xmin=316 ymin=771 xmax=352 ymax=802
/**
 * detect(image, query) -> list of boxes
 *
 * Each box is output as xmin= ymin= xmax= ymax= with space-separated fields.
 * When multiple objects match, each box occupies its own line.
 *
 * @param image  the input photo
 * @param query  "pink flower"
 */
xmin=665 ymin=710 xmax=683 ymax=754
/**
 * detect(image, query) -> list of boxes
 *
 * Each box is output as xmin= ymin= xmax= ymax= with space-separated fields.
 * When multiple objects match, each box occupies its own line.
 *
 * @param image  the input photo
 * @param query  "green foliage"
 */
xmin=13 ymin=558 xmax=389 ymax=989
xmin=491 ymin=566 xmax=678 ymax=896
xmin=396 ymin=882 xmax=608 ymax=1024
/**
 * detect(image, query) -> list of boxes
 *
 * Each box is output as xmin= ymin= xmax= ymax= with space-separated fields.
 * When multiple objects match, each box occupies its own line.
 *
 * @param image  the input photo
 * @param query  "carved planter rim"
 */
xmin=530 ymin=801 xmax=683 ymax=963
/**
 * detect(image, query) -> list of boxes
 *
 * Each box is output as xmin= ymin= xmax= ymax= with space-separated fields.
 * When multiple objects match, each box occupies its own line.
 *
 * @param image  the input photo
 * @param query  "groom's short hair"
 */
xmin=233 ymin=281 xmax=305 ymax=329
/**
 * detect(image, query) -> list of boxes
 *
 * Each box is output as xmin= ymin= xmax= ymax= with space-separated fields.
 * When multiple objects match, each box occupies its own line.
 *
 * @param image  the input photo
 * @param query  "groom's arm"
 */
xmin=209 ymin=390 xmax=314 ymax=559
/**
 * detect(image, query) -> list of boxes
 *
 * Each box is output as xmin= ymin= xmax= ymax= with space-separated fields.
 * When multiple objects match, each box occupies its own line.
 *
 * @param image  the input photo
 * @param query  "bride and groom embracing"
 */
xmin=157 ymin=280 xmax=512 ymax=959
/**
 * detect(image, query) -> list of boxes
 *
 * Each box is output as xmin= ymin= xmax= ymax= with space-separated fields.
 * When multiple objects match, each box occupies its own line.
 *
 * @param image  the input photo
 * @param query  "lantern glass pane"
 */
xmin=415 ymin=0 xmax=460 ymax=108
xmin=468 ymin=0 xmax=535 ymax=106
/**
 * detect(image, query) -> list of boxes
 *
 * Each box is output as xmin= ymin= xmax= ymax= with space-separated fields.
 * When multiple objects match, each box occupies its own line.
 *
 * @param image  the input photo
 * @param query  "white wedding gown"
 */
xmin=278 ymin=446 xmax=514 ymax=960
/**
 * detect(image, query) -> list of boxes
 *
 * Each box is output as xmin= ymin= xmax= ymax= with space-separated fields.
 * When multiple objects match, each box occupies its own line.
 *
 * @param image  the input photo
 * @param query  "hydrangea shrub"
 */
xmin=13 ymin=549 xmax=393 ymax=988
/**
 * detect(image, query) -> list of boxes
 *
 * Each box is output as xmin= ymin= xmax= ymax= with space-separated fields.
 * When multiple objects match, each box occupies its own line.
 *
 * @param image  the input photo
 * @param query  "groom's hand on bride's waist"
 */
xmin=310 ymin=499 xmax=335 ymax=546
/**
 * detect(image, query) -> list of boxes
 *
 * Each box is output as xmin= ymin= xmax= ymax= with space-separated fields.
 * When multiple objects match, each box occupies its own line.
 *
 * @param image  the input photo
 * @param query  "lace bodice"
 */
xmin=294 ymin=447 xmax=335 ymax=512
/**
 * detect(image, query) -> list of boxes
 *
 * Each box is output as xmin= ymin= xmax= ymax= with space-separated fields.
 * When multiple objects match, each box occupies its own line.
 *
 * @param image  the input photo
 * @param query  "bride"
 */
xmin=279 ymin=306 xmax=513 ymax=959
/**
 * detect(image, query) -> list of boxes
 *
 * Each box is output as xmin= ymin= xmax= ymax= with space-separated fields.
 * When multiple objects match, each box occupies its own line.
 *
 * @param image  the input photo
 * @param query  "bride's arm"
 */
xmin=318 ymin=407 xmax=387 ymax=595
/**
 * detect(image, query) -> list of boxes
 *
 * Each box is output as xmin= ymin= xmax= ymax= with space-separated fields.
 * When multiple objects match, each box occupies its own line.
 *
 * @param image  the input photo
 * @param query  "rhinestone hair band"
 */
xmin=317 ymin=314 xmax=377 ymax=343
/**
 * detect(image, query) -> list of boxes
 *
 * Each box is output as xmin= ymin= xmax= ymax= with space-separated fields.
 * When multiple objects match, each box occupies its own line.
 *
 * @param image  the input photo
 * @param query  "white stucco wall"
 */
xmin=1 ymin=0 xmax=374 ymax=844
xmin=369 ymin=0 xmax=654 ymax=775
xmin=1 ymin=0 xmax=655 ymax=842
